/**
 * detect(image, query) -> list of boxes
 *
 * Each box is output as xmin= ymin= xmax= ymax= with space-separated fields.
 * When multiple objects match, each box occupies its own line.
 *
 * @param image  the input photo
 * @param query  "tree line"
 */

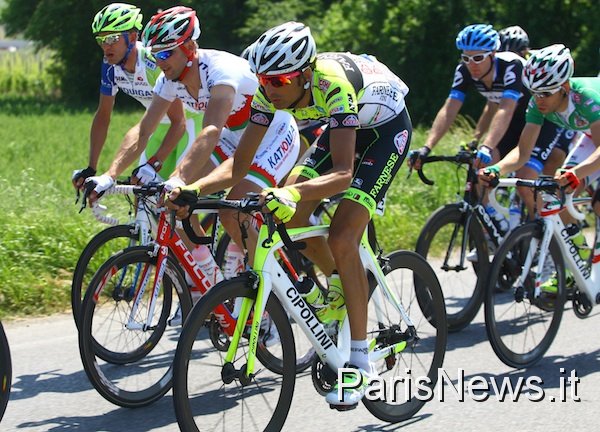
xmin=1 ymin=0 xmax=598 ymax=124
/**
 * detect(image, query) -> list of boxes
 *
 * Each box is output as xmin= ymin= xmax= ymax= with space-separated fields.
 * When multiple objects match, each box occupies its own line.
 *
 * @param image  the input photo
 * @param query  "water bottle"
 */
xmin=564 ymin=224 xmax=591 ymax=261
xmin=190 ymin=245 xmax=224 ymax=301
xmin=508 ymin=201 xmax=522 ymax=230
xmin=486 ymin=205 xmax=509 ymax=235
xmin=223 ymin=241 xmax=245 ymax=279
xmin=295 ymin=276 xmax=325 ymax=308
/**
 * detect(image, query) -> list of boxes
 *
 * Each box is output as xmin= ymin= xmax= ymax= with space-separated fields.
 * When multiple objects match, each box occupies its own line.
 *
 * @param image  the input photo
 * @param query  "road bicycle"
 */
xmin=71 ymin=184 xmax=220 ymax=330
xmin=172 ymin=194 xmax=447 ymax=431
xmin=78 ymin=185 xmax=317 ymax=408
xmin=414 ymin=146 xmax=523 ymax=331
xmin=484 ymin=177 xmax=599 ymax=368
xmin=0 ymin=322 xmax=10 ymax=422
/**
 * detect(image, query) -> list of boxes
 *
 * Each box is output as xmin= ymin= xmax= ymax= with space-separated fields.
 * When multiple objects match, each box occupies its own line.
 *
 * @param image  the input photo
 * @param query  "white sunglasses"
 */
xmin=461 ymin=51 xmax=493 ymax=64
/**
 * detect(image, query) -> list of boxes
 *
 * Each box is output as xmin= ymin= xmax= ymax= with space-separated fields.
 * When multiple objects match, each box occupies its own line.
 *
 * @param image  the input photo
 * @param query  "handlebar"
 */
xmin=87 ymin=183 xmax=164 ymax=226
xmin=412 ymin=149 xmax=476 ymax=186
xmin=492 ymin=178 xmax=586 ymax=221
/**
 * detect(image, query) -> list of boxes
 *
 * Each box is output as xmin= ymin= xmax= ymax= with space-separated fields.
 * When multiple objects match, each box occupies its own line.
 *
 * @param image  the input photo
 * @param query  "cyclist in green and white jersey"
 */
xmin=168 ymin=21 xmax=412 ymax=408
xmin=480 ymin=44 xmax=600 ymax=217
xmin=74 ymin=3 xmax=202 ymax=191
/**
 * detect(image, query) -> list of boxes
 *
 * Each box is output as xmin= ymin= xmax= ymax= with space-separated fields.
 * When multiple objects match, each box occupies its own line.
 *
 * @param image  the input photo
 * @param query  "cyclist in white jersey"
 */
xmin=73 ymin=3 xmax=202 ymax=190
xmin=86 ymin=7 xmax=300 ymax=257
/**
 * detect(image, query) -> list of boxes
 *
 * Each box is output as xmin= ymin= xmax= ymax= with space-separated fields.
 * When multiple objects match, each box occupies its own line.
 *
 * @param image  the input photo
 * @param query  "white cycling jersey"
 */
xmin=154 ymin=49 xmax=258 ymax=131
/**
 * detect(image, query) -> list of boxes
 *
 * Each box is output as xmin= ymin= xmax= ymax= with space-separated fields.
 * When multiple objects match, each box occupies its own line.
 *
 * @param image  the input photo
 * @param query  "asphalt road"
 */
xmin=2 ymin=298 xmax=600 ymax=431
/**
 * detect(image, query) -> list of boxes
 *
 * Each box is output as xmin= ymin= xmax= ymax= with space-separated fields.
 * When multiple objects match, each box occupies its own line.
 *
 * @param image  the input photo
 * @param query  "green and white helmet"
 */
xmin=92 ymin=3 xmax=143 ymax=34
xmin=523 ymin=44 xmax=574 ymax=91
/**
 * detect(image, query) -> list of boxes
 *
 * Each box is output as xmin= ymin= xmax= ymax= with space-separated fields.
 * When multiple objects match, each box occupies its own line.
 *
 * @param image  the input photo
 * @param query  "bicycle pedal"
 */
xmin=328 ymin=403 xmax=358 ymax=412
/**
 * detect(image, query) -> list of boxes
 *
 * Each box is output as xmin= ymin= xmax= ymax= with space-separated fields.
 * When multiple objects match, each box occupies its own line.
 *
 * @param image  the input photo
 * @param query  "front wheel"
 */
xmin=484 ymin=222 xmax=566 ymax=368
xmin=415 ymin=204 xmax=488 ymax=332
xmin=78 ymin=246 xmax=191 ymax=408
xmin=363 ymin=250 xmax=447 ymax=422
xmin=173 ymin=278 xmax=296 ymax=432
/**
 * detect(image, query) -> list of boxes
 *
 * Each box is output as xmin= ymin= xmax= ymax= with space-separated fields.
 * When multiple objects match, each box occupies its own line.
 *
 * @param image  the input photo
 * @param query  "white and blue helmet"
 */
xmin=456 ymin=24 xmax=500 ymax=51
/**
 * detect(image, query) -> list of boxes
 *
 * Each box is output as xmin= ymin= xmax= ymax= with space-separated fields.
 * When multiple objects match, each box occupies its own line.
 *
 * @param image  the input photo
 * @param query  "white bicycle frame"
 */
xmin=233 ymin=223 xmax=414 ymax=376
xmin=496 ymin=178 xmax=600 ymax=303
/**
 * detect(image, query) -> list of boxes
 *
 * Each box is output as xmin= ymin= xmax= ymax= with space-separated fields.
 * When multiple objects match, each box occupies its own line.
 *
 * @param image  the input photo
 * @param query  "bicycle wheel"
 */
xmin=72 ymin=224 xmax=140 ymax=329
xmin=173 ymin=278 xmax=296 ymax=432
xmin=78 ymin=246 xmax=192 ymax=408
xmin=0 ymin=322 xmax=11 ymax=422
xmin=484 ymin=221 xmax=566 ymax=368
xmin=215 ymin=233 xmax=316 ymax=373
xmin=415 ymin=203 xmax=488 ymax=332
xmin=362 ymin=250 xmax=447 ymax=423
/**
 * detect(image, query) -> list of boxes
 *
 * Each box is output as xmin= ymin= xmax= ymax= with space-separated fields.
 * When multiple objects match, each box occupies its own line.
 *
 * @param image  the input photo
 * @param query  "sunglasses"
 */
xmin=531 ymin=87 xmax=562 ymax=99
xmin=461 ymin=51 xmax=493 ymax=64
xmin=96 ymin=33 xmax=122 ymax=46
xmin=257 ymin=71 xmax=301 ymax=88
xmin=154 ymin=49 xmax=175 ymax=61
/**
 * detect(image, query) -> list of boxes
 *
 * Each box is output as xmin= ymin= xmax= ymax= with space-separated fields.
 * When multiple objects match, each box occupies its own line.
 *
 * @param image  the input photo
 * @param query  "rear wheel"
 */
xmin=416 ymin=204 xmax=488 ymax=332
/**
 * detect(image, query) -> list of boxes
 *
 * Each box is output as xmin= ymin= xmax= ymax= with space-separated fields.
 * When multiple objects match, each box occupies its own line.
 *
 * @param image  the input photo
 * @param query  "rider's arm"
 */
xmin=494 ymin=122 xmax=542 ymax=175
xmin=473 ymin=101 xmax=498 ymax=142
xmin=105 ymin=93 xmax=171 ymax=178
xmin=89 ymin=94 xmax=116 ymax=170
xmin=287 ymin=127 xmax=356 ymax=201
xmin=170 ymin=84 xmax=235 ymax=184
xmin=149 ymin=98 xmax=187 ymax=163
xmin=480 ymin=97 xmax=518 ymax=150
xmin=570 ymin=120 xmax=600 ymax=180
xmin=423 ymin=98 xmax=463 ymax=150
xmin=190 ymin=122 xmax=268 ymax=195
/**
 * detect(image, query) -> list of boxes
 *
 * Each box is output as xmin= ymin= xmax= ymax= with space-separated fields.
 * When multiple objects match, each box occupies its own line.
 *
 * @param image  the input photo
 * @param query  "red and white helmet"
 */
xmin=141 ymin=6 xmax=200 ymax=52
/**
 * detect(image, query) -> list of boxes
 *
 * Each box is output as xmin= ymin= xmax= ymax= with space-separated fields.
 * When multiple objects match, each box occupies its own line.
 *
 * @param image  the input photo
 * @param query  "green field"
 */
xmin=0 ymin=99 xmax=472 ymax=318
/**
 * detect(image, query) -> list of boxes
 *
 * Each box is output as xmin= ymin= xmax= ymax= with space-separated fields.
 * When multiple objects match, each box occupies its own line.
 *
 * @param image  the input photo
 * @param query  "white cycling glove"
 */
xmin=131 ymin=163 xmax=159 ymax=184
xmin=163 ymin=176 xmax=186 ymax=192
xmin=84 ymin=174 xmax=115 ymax=196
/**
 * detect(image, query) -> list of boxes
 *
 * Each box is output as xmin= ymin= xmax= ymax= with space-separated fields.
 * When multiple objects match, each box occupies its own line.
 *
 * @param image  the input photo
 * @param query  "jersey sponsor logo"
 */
xmin=251 ymin=100 xmax=271 ymax=112
xmin=190 ymin=100 xmax=209 ymax=112
xmin=393 ymin=130 xmax=409 ymax=154
xmin=267 ymin=130 xmax=295 ymax=169
xmin=452 ymin=70 xmax=464 ymax=88
xmin=503 ymin=64 xmax=517 ymax=86
xmin=352 ymin=178 xmax=364 ymax=187
xmin=361 ymin=158 xmax=375 ymax=166
xmin=329 ymin=96 xmax=344 ymax=106
xmin=592 ymin=105 xmax=600 ymax=113
xmin=330 ymin=106 xmax=345 ymax=114
xmin=347 ymin=93 xmax=356 ymax=111
xmin=572 ymin=93 xmax=582 ymax=104
xmin=121 ymin=88 xmax=153 ymax=98
xmin=303 ymin=158 xmax=317 ymax=168
xmin=251 ymin=113 xmax=270 ymax=126
xmin=574 ymin=115 xmax=589 ymax=128
xmin=115 ymin=76 xmax=128 ymax=83
xmin=329 ymin=118 xmax=339 ymax=128
xmin=144 ymin=59 xmax=157 ymax=70
xmin=319 ymin=53 xmax=357 ymax=72
xmin=371 ymin=84 xmax=399 ymax=102
xmin=369 ymin=153 xmax=399 ymax=198
xmin=342 ymin=115 xmax=360 ymax=127
xmin=319 ymin=79 xmax=331 ymax=92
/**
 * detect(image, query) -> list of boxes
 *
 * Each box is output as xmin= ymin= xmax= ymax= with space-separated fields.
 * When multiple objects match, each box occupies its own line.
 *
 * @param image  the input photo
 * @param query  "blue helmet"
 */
xmin=456 ymin=24 xmax=500 ymax=51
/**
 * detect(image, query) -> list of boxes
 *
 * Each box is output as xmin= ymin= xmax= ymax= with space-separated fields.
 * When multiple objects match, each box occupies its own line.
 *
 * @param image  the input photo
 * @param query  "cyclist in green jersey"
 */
xmin=168 ymin=21 xmax=413 ymax=408
xmin=74 ymin=3 xmax=201 ymax=192
xmin=479 ymin=44 xmax=600 ymax=217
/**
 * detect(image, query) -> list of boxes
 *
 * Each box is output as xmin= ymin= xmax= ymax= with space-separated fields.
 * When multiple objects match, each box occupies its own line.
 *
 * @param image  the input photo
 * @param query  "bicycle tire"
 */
xmin=415 ymin=203 xmax=488 ymax=332
xmin=173 ymin=278 xmax=296 ymax=432
xmin=78 ymin=246 xmax=192 ymax=408
xmin=71 ymin=224 xmax=139 ymax=329
xmin=362 ymin=250 xmax=447 ymax=422
xmin=215 ymin=233 xmax=316 ymax=373
xmin=484 ymin=221 xmax=566 ymax=368
xmin=0 ymin=322 xmax=11 ymax=422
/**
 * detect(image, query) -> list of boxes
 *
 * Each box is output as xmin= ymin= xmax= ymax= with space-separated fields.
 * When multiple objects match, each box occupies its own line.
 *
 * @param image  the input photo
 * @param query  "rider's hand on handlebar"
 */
xmin=407 ymin=146 xmax=431 ymax=170
xmin=262 ymin=186 xmax=301 ymax=223
xmin=475 ymin=145 xmax=493 ymax=168
xmin=83 ymin=174 xmax=114 ymax=207
xmin=554 ymin=168 xmax=581 ymax=193
xmin=477 ymin=164 xmax=500 ymax=187
xmin=164 ymin=184 xmax=200 ymax=220
xmin=72 ymin=166 xmax=96 ymax=190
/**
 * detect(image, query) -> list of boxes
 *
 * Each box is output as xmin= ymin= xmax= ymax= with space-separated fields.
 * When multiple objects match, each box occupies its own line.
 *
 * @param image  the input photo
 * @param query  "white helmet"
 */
xmin=523 ymin=44 xmax=574 ymax=91
xmin=249 ymin=21 xmax=316 ymax=75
